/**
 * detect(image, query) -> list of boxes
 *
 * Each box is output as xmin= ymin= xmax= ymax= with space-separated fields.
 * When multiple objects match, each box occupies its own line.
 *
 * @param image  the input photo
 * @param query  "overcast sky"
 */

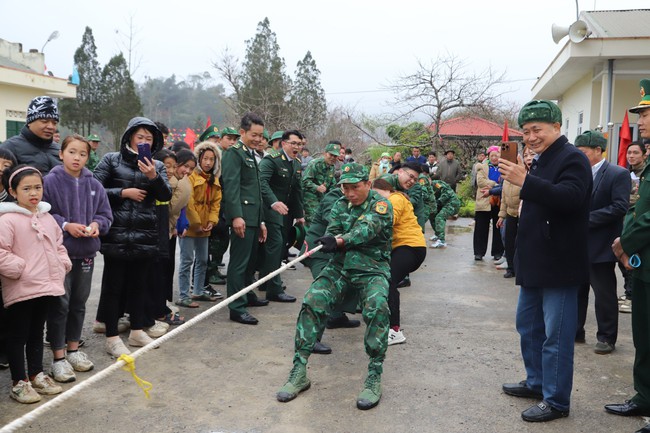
xmin=2 ymin=0 xmax=648 ymax=117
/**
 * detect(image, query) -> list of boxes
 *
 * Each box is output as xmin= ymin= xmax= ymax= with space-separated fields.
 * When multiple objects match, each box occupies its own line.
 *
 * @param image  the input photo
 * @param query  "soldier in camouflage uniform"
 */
xmin=301 ymin=142 xmax=340 ymax=226
xmin=418 ymin=171 xmax=437 ymax=232
xmin=429 ymin=179 xmax=461 ymax=248
xmin=277 ymin=163 xmax=393 ymax=410
xmin=86 ymin=134 xmax=101 ymax=172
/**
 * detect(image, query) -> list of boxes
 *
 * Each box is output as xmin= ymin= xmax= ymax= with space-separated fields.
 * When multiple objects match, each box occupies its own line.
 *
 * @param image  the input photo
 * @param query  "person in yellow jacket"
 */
xmin=176 ymin=141 xmax=222 ymax=307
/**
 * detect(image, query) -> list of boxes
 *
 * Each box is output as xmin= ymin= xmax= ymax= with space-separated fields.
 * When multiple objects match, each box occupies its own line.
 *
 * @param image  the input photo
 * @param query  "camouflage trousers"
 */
xmin=293 ymin=262 xmax=389 ymax=374
xmin=302 ymin=196 xmax=321 ymax=227
xmin=431 ymin=201 xmax=460 ymax=242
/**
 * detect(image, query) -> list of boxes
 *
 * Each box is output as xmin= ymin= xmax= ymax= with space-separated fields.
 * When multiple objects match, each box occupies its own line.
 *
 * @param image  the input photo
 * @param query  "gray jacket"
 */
xmin=0 ymin=125 xmax=61 ymax=175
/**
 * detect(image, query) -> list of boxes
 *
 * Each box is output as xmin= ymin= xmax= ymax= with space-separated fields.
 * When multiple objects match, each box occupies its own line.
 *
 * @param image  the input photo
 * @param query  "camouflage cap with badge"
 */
xmin=630 ymin=79 xmax=650 ymax=114
xmin=325 ymin=142 xmax=341 ymax=156
xmin=220 ymin=127 xmax=240 ymax=137
xmin=199 ymin=125 xmax=220 ymax=142
xmin=338 ymin=162 xmax=369 ymax=184
xmin=517 ymin=100 xmax=562 ymax=128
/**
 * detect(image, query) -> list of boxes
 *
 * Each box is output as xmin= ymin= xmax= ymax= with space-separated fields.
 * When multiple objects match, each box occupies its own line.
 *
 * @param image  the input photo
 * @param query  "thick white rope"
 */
xmin=0 ymin=244 xmax=323 ymax=433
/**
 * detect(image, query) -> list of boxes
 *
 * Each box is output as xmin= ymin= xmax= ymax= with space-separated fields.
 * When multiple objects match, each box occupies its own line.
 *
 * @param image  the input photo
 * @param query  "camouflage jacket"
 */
xmin=431 ymin=179 xmax=460 ymax=207
xmin=301 ymin=157 xmax=336 ymax=200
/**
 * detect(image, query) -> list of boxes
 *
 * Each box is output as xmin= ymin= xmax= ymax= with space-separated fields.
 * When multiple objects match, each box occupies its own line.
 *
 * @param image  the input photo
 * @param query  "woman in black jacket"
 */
xmin=94 ymin=117 xmax=172 ymax=357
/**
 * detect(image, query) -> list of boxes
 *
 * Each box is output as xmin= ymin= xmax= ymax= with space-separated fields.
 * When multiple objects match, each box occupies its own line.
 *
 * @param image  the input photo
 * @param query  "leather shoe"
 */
xmin=248 ymin=299 xmax=269 ymax=307
xmin=312 ymin=341 xmax=332 ymax=354
xmin=521 ymin=401 xmax=569 ymax=422
xmin=502 ymin=381 xmax=543 ymax=400
xmin=229 ymin=311 xmax=258 ymax=325
xmin=605 ymin=400 xmax=650 ymax=417
xmin=474 ymin=255 xmax=483 ymax=261
xmin=503 ymin=270 xmax=515 ymax=278
xmin=267 ymin=293 xmax=296 ymax=303
xmin=326 ymin=314 xmax=361 ymax=329
xmin=636 ymin=424 xmax=650 ymax=433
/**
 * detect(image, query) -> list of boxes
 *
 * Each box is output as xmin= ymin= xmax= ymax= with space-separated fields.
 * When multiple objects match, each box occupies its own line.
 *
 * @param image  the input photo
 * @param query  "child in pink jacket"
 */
xmin=0 ymin=165 xmax=72 ymax=404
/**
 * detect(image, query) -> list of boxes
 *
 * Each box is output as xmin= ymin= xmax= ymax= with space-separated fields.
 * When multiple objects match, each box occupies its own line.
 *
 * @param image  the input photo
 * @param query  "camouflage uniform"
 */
xmin=301 ymin=143 xmax=340 ymax=226
xmin=381 ymin=173 xmax=428 ymax=231
xmin=430 ymin=179 xmax=461 ymax=243
xmin=419 ymin=173 xmax=437 ymax=230
xmin=293 ymin=188 xmax=393 ymax=374
xmin=86 ymin=150 xmax=100 ymax=172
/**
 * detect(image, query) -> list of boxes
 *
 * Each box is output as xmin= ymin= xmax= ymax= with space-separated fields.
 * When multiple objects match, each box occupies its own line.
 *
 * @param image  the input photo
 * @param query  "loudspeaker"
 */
xmin=551 ymin=20 xmax=591 ymax=44
xmin=551 ymin=23 xmax=570 ymax=44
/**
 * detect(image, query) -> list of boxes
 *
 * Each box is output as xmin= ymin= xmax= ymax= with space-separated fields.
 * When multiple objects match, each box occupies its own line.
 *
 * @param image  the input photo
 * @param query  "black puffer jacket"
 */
xmin=0 ymin=125 xmax=61 ymax=174
xmin=93 ymin=117 xmax=172 ymax=258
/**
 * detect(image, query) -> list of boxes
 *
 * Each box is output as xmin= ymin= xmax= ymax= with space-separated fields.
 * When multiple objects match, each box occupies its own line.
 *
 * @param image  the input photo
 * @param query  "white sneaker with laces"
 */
xmin=50 ymin=359 xmax=76 ymax=383
xmin=494 ymin=256 xmax=507 ymax=265
xmin=496 ymin=261 xmax=509 ymax=270
xmin=145 ymin=321 xmax=168 ymax=338
xmin=32 ymin=372 xmax=63 ymax=395
xmin=388 ymin=329 xmax=406 ymax=346
xmin=66 ymin=351 xmax=94 ymax=372
xmin=429 ymin=235 xmax=438 ymax=241
xmin=619 ymin=299 xmax=632 ymax=313
xmin=10 ymin=380 xmax=41 ymax=404
xmin=430 ymin=240 xmax=447 ymax=249
xmin=105 ymin=338 xmax=131 ymax=357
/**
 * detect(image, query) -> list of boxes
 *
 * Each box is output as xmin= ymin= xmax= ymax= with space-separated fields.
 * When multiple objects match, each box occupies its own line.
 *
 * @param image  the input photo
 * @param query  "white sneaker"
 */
xmin=145 ymin=321 xmax=168 ymax=338
xmin=10 ymin=380 xmax=41 ymax=404
xmin=619 ymin=299 xmax=632 ymax=313
xmin=105 ymin=338 xmax=131 ymax=357
xmin=93 ymin=316 xmax=131 ymax=334
xmin=92 ymin=321 xmax=106 ymax=334
xmin=32 ymin=372 xmax=63 ymax=395
xmin=50 ymin=359 xmax=76 ymax=383
xmin=128 ymin=332 xmax=155 ymax=348
xmin=494 ymin=256 xmax=507 ymax=265
xmin=388 ymin=329 xmax=406 ymax=346
xmin=496 ymin=261 xmax=509 ymax=270
xmin=66 ymin=351 xmax=94 ymax=372
xmin=429 ymin=240 xmax=447 ymax=249
xmin=429 ymin=235 xmax=438 ymax=241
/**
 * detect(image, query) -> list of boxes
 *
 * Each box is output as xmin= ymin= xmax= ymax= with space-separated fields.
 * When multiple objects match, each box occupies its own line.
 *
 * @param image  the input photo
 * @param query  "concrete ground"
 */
xmin=0 ymin=218 xmax=648 ymax=433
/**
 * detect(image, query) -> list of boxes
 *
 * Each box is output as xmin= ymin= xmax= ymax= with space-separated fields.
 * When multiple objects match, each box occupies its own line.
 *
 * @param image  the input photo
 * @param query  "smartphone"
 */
xmin=137 ymin=142 xmax=152 ymax=164
xmin=500 ymin=141 xmax=518 ymax=164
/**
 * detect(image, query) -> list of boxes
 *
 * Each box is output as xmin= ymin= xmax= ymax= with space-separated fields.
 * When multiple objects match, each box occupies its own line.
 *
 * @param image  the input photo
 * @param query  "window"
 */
xmin=577 ymin=112 xmax=583 ymax=136
xmin=6 ymin=120 xmax=25 ymax=139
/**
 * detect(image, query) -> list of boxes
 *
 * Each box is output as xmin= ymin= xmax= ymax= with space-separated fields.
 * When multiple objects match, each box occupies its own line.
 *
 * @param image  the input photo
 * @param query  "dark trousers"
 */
xmin=618 ymin=261 xmax=633 ymax=298
xmin=260 ymin=221 xmax=288 ymax=297
xmin=576 ymin=262 xmax=619 ymax=344
xmin=97 ymin=257 xmax=152 ymax=336
xmin=146 ymin=256 xmax=171 ymax=325
xmin=226 ymin=226 xmax=261 ymax=314
xmin=6 ymin=296 xmax=52 ymax=381
xmin=388 ymin=246 xmax=427 ymax=328
xmin=473 ymin=207 xmax=504 ymax=258
xmin=162 ymin=237 xmax=177 ymax=302
xmin=631 ymin=278 xmax=650 ymax=410
xmin=504 ymin=216 xmax=519 ymax=273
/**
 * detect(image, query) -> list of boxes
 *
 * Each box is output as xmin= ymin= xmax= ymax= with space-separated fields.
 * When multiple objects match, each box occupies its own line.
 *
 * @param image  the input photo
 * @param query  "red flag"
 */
xmin=184 ymin=128 xmax=197 ymax=150
xmin=618 ymin=111 xmax=632 ymax=167
xmin=205 ymin=116 xmax=212 ymax=129
xmin=502 ymin=119 xmax=509 ymax=142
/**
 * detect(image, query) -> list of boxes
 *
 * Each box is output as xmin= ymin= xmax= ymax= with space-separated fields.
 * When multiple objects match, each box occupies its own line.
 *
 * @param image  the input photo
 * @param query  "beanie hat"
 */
xmin=26 ymin=96 xmax=60 ymax=124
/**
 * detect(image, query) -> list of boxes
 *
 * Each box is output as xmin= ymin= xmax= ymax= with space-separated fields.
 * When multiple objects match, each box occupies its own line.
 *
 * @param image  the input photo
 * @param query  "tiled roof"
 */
xmin=431 ymin=116 xmax=524 ymax=138
xmin=583 ymin=9 xmax=650 ymax=38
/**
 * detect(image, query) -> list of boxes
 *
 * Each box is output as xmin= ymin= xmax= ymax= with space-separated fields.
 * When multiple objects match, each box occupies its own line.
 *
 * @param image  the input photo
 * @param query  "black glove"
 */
xmin=315 ymin=236 xmax=338 ymax=253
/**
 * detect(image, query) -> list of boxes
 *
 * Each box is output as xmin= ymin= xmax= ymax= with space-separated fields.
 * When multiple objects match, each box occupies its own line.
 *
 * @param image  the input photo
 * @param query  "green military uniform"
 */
xmin=279 ymin=163 xmax=393 ymax=410
xmin=430 ymin=179 xmax=461 ymax=243
xmin=86 ymin=134 xmax=101 ymax=172
xmin=418 ymin=173 xmax=437 ymax=231
xmin=259 ymin=148 xmax=303 ymax=298
xmin=301 ymin=143 xmax=340 ymax=226
xmin=221 ymin=139 xmax=264 ymax=315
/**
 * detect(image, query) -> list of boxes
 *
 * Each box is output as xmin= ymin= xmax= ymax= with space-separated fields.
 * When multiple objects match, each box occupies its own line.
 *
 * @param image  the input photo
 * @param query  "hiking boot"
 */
xmin=277 ymin=363 xmax=310 ymax=402
xmin=32 ymin=372 xmax=63 ymax=395
xmin=10 ymin=380 xmax=41 ymax=404
xmin=357 ymin=372 xmax=382 ymax=410
xmin=50 ymin=359 xmax=76 ymax=383
xmin=66 ymin=351 xmax=94 ymax=372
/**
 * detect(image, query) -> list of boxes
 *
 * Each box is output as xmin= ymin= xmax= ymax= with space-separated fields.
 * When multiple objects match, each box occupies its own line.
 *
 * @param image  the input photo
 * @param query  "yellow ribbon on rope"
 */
xmin=117 ymin=354 xmax=153 ymax=398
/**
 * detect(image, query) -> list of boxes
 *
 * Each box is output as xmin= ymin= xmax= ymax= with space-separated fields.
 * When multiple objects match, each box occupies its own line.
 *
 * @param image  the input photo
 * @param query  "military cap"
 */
xmin=338 ymin=163 xmax=369 ymax=184
xmin=325 ymin=142 xmax=341 ymax=156
xmin=220 ymin=127 xmax=240 ymax=137
xmin=575 ymin=130 xmax=607 ymax=151
xmin=518 ymin=100 xmax=562 ymax=128
xmin=87 ymin=134 xmax=100 ymax=142
xmin=270 ymin=131 xmax=284 ymax=142
xmin=263 ymin=129 xmax=271 ymax=141
xmin=629 ymin=79 xmax=650 ymax=114
xmin=287 ymin=223 xmax=307 ymax=249
xmin=199 ymin=125 xmax=220 ymax=142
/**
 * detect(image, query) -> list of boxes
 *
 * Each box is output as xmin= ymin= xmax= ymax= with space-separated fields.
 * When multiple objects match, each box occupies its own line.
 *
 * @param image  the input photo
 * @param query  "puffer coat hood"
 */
xmin=120 ymin=117 xmax=164 ymax=156
xmin=193 ymin=141 xmax=221 ymax=180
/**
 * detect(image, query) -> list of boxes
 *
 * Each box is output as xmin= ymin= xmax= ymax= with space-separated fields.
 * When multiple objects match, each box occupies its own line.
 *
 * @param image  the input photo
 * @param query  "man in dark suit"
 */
xmin=221 ymin=113 xmax=270 ymax=325
xmin=574 ymin=130 xmax=630 ymax=354
xmin=498 ymin=100 xmax=592 ymax=423
xmin=258 ymin=130 xmax=305 ymax=303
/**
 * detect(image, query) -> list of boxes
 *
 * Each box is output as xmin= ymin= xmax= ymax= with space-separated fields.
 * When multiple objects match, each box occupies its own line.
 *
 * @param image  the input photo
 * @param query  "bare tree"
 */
xmin=114 ymin=15 xmax=143 ymax=77
xmin=388 ymin=53 xmax=507 ymax=150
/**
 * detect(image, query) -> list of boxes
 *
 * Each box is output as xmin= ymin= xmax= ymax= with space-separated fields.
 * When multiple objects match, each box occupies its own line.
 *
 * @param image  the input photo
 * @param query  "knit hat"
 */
xmin=575 ymin=130 xmax=607 ymax=151
xmin=26 ymin=96 xmax=59 ymax=124
xmin=518 ymin=100 xmax=562 ymax=128
xmin=338 ymin=163 xmax=368 ymax=184
xmin=629 ymin=79 xmax=650 ymax=114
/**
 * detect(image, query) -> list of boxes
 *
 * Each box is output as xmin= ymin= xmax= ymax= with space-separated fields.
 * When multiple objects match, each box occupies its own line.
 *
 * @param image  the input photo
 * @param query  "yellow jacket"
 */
xmin=388 ymin=192 xmax=426 ymax=248
xmin=185 ymin=170 xmax=222 ymax=238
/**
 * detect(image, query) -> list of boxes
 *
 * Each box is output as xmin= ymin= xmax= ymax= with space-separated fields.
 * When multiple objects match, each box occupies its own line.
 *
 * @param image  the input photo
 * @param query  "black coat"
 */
xmin=587 ymin=160 xmax=630 ymax=263
xmin=0 ymin=126 xmax=61 ymax=175
xmin=515 ymin=136 xmax=593 ymax=287
xmin=93 ymin=117 xmax=172 ymax=258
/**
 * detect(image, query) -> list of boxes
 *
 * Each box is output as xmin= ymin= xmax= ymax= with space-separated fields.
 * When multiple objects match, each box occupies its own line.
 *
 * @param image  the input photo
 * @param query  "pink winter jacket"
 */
xmin=0 ymin=201 xmax=71 ymax=308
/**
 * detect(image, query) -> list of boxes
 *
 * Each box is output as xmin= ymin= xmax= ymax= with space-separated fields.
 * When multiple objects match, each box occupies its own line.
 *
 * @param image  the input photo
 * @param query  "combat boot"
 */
xmin=357 ymin=372 xmax=382 ymax=410
xmin=277 ymin=363 xmax=310 ymax=402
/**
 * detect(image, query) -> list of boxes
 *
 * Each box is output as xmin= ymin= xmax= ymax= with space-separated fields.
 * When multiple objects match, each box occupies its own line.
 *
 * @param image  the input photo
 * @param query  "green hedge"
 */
xmin=456 ymin=177 xmax=476 ymax=218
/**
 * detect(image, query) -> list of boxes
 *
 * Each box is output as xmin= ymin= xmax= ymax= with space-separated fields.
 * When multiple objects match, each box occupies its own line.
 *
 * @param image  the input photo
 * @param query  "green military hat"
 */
xmin=325 ymin=142 xmax=341 ymax=156
xmin=270 ymin=131 xmax=284 ymax=142
xmin=338 ymin=163 xmax=369 ymax=184
xmin=199 ymin=125 xmax=220 ymax=142
xmin=575 ymin=130 xmax=607 ymax=151
xmin=518 ymin=100 xmax=562 ymax=128
xmin=629 ymin=79 xmax=650 ymax=114
xmin=287 ymin=223 xmax=307 ymax=249
xmin=220 ymin=127 xmax=240 ymax=137
xmin=87 ymin=134 xmax=100 ymax=142
xmin=263 ymin=129 xmax=271 ymax=141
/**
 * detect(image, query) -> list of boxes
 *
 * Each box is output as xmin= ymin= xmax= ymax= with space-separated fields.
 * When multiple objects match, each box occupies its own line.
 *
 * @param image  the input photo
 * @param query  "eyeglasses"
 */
xmin=403 ymin=171 xmax=417 ymax=181
xmin=284 ymin=141 xmax=302 ymax=146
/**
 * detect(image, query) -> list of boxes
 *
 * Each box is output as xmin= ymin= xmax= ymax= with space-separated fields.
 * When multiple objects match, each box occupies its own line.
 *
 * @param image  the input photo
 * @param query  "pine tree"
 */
xmin=58 ymin=27 xmax=102 ymax=135
xmin=289 ymin=51 xmax=327 ymax=134
xmin=100 ymin=53 xmax=142 ymax=149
